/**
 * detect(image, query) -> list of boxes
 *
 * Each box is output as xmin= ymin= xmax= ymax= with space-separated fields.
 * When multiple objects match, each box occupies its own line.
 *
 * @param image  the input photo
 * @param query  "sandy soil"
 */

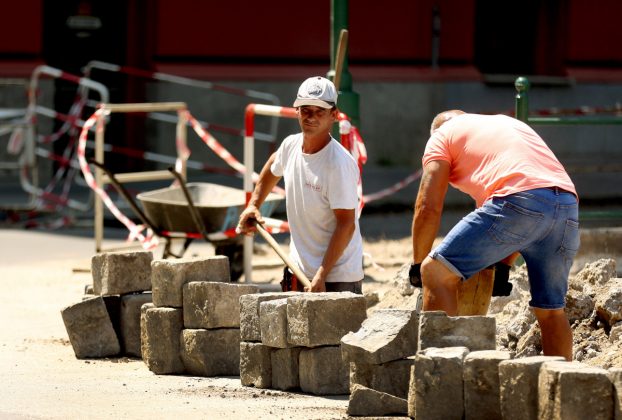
xmin=1 ymin=223 xmax=620 ymax=419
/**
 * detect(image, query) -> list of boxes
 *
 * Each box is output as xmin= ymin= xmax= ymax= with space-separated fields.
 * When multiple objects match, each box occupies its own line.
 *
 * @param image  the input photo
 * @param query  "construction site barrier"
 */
xmin=83 ymin=60 xmax=281 ymax=143
xmin=4 ymin=65 xmax=109 ymax=215
xmin=81 ymin=102 xmax=189 ymax=253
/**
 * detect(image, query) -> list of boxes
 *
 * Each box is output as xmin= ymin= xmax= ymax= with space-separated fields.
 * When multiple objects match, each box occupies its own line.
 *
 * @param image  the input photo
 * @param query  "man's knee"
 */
xmin=421 ymin=256 xmax=460 ymax=290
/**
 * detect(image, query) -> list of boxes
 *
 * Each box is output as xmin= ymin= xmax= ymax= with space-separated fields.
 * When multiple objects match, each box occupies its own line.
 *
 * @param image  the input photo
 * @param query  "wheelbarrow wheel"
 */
xmin=215 ymin=241 xmax=244 ymax=282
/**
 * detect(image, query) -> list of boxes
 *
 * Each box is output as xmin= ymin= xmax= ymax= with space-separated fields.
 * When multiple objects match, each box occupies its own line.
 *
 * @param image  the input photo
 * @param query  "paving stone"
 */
xmin=341 ymin=309 xmax=419 ymax=364
xmin=498 ymin=355 xmax=565 ymax=420
xmin=350 ymin=359 xmax=414 ymax=400
xmin=463 ymin=350 xmax=512 ymax=420
xmin=151 ymin=256 xmax=229 ymax=307
xmin=240 ymin=342 xmax=273 ymax=388
xmin=140 ymin=306 xmax=184 ymax=374
xmin=119 ymin=292 xmax=152 ymax=357
xmin=539 ymin=361 xmax=613 ymax=420
xmin=287 ymin=292 xmax=367 ymax=347
xmin=348 ymin=384 xmax=408 ymax=417
xmin=183 ymin=281 xmax=259 ymax=328
xmin=61 ymin=296 xmax=120 ymax=359
xmin=92 ymin=251 xmax=152 ymax=296
xmin=260 ymin=298 xmax=291 ymax=348
xmin=180 ymin=328 xmax=240 ymax=376
xmin=299 ymin=346 xmax=349 ymax=395
xmin=418 ymin=311 xmax=496 ymax=351
xmin=409 ymin=346 xmax=470 ymax=420
xmin=239 ymin=292 xmax=299 ymax=342
xmin=610 ymin=367 xmax=622 ymax=420
xmin=271 ymin=347 xmax=302 ymax=391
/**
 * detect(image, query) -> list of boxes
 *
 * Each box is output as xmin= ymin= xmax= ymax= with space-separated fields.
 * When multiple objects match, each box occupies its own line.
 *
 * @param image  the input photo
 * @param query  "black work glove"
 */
xmin=409 ymin=263 xmax=422 ymax=288
xmin=492 ymin=262 xmax=513 ymax=296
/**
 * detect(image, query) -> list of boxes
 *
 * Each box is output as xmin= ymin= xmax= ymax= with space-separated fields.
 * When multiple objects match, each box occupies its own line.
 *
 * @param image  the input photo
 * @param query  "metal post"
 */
xmin=327 ymin=0 xmax=360 ymax=127
xmin=515 ymin=76 xmax=530 ymax=122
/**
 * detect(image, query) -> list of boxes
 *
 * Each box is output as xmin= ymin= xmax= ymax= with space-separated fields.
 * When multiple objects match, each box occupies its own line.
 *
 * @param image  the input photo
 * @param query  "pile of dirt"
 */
xmin=377 ymin=257 xmax=622 ymax=368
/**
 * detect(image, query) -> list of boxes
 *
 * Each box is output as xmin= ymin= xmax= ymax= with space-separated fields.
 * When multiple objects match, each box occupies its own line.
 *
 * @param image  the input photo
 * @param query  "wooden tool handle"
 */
xmin=254 ymin=222 xmax=312 ymax=288
xmin=333 ymin=29 xmax=348 ymax=92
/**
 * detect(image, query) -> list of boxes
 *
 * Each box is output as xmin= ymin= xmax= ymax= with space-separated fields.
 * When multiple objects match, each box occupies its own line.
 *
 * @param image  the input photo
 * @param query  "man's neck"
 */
xmin=301 ymin=132 xmax=331 ymax=154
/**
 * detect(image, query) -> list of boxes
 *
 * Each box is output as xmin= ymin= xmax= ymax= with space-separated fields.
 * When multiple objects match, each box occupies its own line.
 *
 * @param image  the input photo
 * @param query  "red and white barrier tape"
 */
xmin=183 ymin=109 xmax=285 ymax=196
xmin=77 ymin=109 xmax=159 ymax=250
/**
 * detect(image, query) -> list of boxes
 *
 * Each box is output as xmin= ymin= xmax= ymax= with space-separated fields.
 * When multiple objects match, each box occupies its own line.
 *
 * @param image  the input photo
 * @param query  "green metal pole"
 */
xmin=515 ymin=76 xmax=530 ymax=122
xmin=327 ymin=0 xmax=360 ymax=127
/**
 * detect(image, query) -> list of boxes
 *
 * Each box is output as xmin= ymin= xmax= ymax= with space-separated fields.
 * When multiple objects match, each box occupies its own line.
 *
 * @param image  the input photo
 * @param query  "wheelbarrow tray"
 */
xmin=137 ymin=182 xmax=283 ymax=234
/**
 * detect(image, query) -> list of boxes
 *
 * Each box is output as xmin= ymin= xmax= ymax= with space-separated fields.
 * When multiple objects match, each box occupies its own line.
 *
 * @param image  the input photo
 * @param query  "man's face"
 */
xmin=297 ymin=105 xmax=336 ymax=137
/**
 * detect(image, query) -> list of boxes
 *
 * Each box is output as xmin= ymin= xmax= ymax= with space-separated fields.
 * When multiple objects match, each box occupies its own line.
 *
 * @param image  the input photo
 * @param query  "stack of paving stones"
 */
xmin=341 ymin=308 xmax=420 ymax=417
xmin=61 ymin=251 xmax=154 ymax=359
xmin=239 ymin=291 xmax=367 ymax=395
xmin=340 ymin=310 xmax=620 ymax=420
xmin=141 ymin=255 xmax=260 ymax=376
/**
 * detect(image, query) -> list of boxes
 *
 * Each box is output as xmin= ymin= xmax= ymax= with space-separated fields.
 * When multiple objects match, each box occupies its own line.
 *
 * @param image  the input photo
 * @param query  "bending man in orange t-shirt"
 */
xmin=410 ymin=110 xmax=579 ymax=360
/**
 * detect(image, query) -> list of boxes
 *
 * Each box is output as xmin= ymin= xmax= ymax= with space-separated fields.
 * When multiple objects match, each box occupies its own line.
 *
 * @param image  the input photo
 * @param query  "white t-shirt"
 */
xmin=270 ymin=133 xmax=364 ymax=283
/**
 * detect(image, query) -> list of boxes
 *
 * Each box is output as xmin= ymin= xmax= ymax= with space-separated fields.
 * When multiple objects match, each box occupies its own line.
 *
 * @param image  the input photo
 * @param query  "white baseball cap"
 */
xmin=293 ymin=76 xmax=337 ymax=109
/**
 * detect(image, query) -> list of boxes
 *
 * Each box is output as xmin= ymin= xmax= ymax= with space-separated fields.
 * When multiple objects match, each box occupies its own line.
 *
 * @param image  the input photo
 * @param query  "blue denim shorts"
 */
xmin=430 ymin=188 xmax=580 ymax=309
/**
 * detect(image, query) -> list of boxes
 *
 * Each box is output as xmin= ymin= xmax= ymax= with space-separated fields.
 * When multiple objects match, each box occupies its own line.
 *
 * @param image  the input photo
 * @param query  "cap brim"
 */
xmin=293 ymin=98 xmax=335 ymax=109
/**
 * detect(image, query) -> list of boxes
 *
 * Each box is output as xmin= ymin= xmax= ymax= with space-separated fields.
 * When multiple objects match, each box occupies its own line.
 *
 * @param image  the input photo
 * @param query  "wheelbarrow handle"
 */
xmin=253 ymin=222 xmax=312 ymax=289
xmin=167 ymin=167 xmax=211 ymax=244
xmin=88 ymin=159 xmax=160 ymax=235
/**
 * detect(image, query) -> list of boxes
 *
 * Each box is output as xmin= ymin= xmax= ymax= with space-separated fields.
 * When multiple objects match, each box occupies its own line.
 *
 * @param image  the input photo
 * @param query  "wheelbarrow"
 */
xmin=89 ymin=160 xmax=284 ymax=281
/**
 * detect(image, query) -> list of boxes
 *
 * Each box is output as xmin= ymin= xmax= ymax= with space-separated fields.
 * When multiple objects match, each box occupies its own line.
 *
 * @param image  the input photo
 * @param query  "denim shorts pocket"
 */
xmin=558 ymin=219 xmax=580 ymax=259
xmin=488 ymin=201 xmax=544 ymax=245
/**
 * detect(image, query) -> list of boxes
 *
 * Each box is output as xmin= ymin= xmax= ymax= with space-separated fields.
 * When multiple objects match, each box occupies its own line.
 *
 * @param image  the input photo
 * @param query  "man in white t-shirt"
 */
xmin=237 ymin=76 xmax=364 ymax=293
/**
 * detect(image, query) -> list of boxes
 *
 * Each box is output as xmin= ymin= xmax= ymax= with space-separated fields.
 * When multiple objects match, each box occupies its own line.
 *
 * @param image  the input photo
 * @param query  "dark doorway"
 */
xmin=42 ymin=0 xmax=145 ymax=174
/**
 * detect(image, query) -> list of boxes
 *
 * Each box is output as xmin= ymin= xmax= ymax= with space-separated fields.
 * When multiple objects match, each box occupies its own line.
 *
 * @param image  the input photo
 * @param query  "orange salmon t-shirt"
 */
xmin=422 ymin=114 xmax=577 ymax=207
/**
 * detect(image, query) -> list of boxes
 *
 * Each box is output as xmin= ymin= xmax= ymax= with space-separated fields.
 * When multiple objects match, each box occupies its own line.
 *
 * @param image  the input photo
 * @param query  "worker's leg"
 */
xmin=533 ymin=307 xmax=573 ymax=361
xmin=421 ymin=256 xmax=461 ymax=315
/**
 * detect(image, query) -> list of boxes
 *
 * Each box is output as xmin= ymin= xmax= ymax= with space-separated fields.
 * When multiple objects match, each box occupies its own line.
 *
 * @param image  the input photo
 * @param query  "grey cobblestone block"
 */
xmin=183 ymin=281 xmax=258 ymax=328
xmin=61 ymin=296 xmax=120 ymax=359
xmin=92 ymin=251 xmax=153 ymax=296
xmin=180 ymin=328 xmax=240 ymax=376
xmin=119 ymin=292 xmax=152 ymax=357
xmin=299 ymin=346 xmax=349 ymax=395
xmin=341 ymin=309 xmax=419 ymax=364
xmin=287 ymin=292 xmax=367 ymax=347
xmin=151 ymin=256 xmax=229 ymax=307
xmin=140 ymin=306 xmax=184 ymax=374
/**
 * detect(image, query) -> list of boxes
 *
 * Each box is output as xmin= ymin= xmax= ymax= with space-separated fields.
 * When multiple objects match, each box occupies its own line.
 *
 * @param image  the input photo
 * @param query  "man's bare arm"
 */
xmin=412 ymin=160 xmax=450 ymax=263
xmin=237 ymin=153 xmax=281 ymax=234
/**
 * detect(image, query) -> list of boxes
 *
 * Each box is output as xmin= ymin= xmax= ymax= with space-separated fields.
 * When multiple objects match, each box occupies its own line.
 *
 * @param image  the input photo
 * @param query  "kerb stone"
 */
xmin=341 ymin=308 xmax=419 ymax=364
xmin=92 ymin=251 xmax=152 ymax=296
xmin=260 ymin=298 xmax=290 ymax=348
xmin=539 ymin=361 xmax=613 ymax=420
xmin=151 ymin=256 xmax=229 ymax=307
xmin=271 ymin=347 xmax=302 ymax=391
xmin=498 ymin=355 xmax=565 ymax=420
xmin=418 ymin=311 xmax=496 ymax=351
xmin=180 ymin=329 xmax=240 ymax=376
xmin=350 ymin=359 xmax=414 ymax=399
xmin=61 ymin=296 xmax=120 ymax=359
xmin=119 ymin=292 xmax=152 ymax=357
xmin=287 ymin=292 xmax=367 ymax=347
xmin=463 ymin=350 xmax=512 ymax=420
xmin=409 ymin=346 xmax=470 ymax=420
xmin=347 ymin=384 xmax=408 ymax=417
xmin=299 ymin=346 xmax=349 ymax=395
xmin=240 ymin=342 xmax=273 ymax=388
xmin=183 ymin=281 xmax=259 ymax=328
xmin=239 ymin=292 xmax=299 ymax=342
xmin=140 ymin=306 xmax=184 ymax=374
